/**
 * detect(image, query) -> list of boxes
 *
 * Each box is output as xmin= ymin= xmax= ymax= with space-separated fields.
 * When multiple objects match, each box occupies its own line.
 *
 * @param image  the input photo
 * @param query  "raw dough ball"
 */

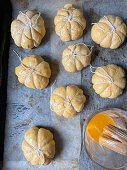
xmin=11 ymin=10 xmax=46 ymax=49
xmin=92 ymin=64 xmax=126 ymax=99
xmin=54 ymin=4 xmax=86 ymax=41
xmin=91 ymin=15 xmax=126 ymax=49
xmin=22 ymin=127 xmax=55 ymax=165
xmin=62 ymin=43 xmax=91 ymax=72
xmin=15 ymin=55 xmax=51 ymax=89
xmin=50 ymin=85 xmax=86 ymax=118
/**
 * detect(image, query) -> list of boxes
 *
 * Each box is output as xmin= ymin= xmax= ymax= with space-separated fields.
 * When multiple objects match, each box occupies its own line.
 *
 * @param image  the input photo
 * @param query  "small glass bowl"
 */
xmin=83 ymin=108 xmax=127 ymax=170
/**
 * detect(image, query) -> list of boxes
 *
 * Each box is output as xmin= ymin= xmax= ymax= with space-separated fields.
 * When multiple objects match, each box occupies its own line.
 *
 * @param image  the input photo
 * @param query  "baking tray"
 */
xmin=2 ymin=0 xmax=127 ymax=170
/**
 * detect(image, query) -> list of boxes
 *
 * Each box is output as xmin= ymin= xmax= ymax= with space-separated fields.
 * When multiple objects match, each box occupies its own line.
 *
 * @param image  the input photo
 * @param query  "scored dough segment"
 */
xmin=22 ymin=127 xmax=55 ymax=166
xmin=91 ymin=64 xmax=126 ymax=98
xmin=17 ymin=11 xmax=41 ymax=34
xmin=11 ymin=10 xmax=46 ymax=48
xmin=63 ymin=43 xmax=93 ymax=60
xmin=90 ymin=65 xmax=122 ymax=88
xmin=13 ymin=50 xmax=44 ymax=75
xmin=50 ymin=85 xmax=86 ymax=118
xmin=62 ymin=43 xmax=92 ymax=72
xmin=15 ymin=53 xmax=51 ymax=89
xmin=91 ymin=15 xmax=126 ymax=49
xmin=54 ymin=4 xmax=86 ymax=41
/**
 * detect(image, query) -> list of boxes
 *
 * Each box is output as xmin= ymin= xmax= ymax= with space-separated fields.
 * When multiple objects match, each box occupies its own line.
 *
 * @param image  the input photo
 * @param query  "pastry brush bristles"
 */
xmin=99 ymin=124 xmax=127 ymax=155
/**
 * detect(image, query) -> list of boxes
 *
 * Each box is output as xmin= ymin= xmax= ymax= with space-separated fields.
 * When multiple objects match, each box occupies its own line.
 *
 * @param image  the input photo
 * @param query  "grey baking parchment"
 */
xmin=80 ymin=0 xmax=127 ymax=170
xmin=3 ymin=0 xmax=127 ymax=170
xmin=3 ymin=0 xmax=83 ymax=170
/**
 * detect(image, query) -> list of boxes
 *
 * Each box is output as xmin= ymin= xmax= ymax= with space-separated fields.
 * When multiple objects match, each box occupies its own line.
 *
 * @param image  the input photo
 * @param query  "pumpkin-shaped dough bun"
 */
xmin=91 ymin=15 xmax=126 ymax=49
xmin=15 ymin=55 xmax=51 ymax=89
xmin=22 ymin=127 xmax=55 ymax=166
xmin=92 ymin=64 xmax=126 ymax=99
xmin=11 ymin=10 xmax=46 ymax=49
xmin=54 ymin=4 xmax=86 ymax=41
xmin=62 ymin=43 xmax=91 ymax=72
xmin=50 ymin=85 xmax=86 ymax=118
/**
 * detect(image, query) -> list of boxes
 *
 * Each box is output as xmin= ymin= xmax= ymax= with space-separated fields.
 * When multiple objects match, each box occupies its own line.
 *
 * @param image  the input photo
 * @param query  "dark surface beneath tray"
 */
xmin=0 ymin=0 xmax=12 ymax=167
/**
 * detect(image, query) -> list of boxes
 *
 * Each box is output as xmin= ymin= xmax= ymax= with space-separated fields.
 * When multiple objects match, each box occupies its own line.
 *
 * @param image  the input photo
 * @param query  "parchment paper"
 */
xmin=3 ymin=0 xmax=127 ymax=170
xmin=80 ymin=0 xmax=127 ymax=170
xmin=3 ymin=0 xmax=84 ymax=169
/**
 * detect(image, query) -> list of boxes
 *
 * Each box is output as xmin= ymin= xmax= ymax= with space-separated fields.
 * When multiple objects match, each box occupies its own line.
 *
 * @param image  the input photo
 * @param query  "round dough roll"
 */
xmin=92 ymin=64 xmax=126 ymax=99
xmin=11 ymin=10 xmax=46 ymax=49
xmin=15 ymin=55 xmax=51 ymax=89
xmin=62 ymin=43 xmax=91 ymax=72
xmin=50 ymin=85 xmax=86 ymax=118
xmin=91 ymin=15 xmax=126 ymax=49
xmin=54 ymin=4 xmax=86 ymax=41
xmin=22 ymin=127 xmax=55 ymax=166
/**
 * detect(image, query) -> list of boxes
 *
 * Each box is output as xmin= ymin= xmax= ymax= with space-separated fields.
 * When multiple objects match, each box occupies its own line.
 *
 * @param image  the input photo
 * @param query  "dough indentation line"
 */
xmin=90 ymin=64 xmax=122 ymax=88
xmin=63 ymin=43 xmax=93 ymax=66
xmin=92 ymin=15 xmax=122 ymax=45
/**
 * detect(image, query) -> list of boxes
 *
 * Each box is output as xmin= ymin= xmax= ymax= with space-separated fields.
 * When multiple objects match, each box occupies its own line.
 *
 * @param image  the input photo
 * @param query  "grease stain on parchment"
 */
xmin=37 ymin=107 xmax=43 ymax=114
xmin=57 ymin=40 xmax=65 ymax=46
xmin=124 ymin=50 xmax=127 ymax=58
xmin=12 ymin=0 xmax=29 ymax=9
xmin=28 ymin=95 xmax=33 ymax=107
xmin=13 ymin=143 xmax=19 ymax=152
xmin=16 ymin=118 xmax=32 ymax=126
xmin=10 ymin=75 xmax=24 ymax=90
xmin=100 ymin=56 xmax=108 ymax=62
xmin=53 ymin=115 xmax=67 ymax=125
xmin=22 ymin=94 xmax=44 ymax=108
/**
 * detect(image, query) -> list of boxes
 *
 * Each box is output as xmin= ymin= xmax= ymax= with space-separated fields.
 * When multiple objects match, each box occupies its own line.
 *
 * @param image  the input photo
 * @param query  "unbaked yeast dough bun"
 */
xmin=11 ymin=10 xmax=46 ymax=49
xmin=91 ymin=15 xmax=126 ymax=49
xmin=54 ymin=4 xmax=86 ymax=41
xmin=50 ymin=85 xmax=86 ymax=118
xmin=15 ymin=55 xmax=51 ymax=89
xmin=22 ymin=127 xmax=55 ymax=166
xmin=62 ymin=43 xmax=91 ymax=72
xmin=91 ymin=64 xmax=126 ymax=99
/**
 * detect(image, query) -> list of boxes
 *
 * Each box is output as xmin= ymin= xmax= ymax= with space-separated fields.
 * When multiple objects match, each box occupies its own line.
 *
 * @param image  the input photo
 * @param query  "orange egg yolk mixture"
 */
xmin=87 ymin=113 xmax=115 ymax=142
